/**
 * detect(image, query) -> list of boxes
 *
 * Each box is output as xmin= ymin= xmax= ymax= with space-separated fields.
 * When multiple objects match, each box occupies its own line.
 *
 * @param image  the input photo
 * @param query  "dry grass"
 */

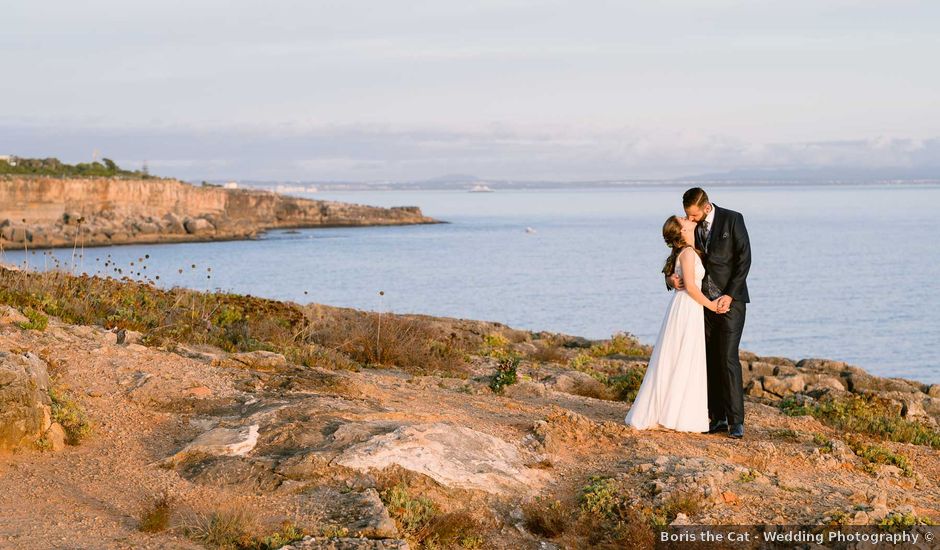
xmin=523 ymin=497 xmax=569 ymax=538
xmin=309 ymin=310 xmax=471 ymax=376
xmin=567 ymin=376 xmax=613 ymax=400
xmin=379 ymin=482 xmax=485 ymax=549
xmin=661 ymin=490 xmax=704 ymax=520
xmin=0 ymin=267 xmax=474 ymax=377
xmin=530 ymin=342 xmax=568 ymax=363
xmin=180 ymin=507 xmax=257 ymax=549
xmin=138 ymin=492 xmax=172 ymax=533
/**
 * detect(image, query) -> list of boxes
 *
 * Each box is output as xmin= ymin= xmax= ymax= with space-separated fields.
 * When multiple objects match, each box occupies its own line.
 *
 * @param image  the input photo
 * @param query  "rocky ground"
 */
xmin=1 ymin=301 xmax=938 ymax=549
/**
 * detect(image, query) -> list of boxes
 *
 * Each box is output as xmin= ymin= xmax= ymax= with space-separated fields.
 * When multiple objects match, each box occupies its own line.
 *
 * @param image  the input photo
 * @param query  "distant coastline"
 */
xmin=0 ymin=175 xmax=439 ymax=251
xmin=229 ymin=178 xmax=940 ymax=193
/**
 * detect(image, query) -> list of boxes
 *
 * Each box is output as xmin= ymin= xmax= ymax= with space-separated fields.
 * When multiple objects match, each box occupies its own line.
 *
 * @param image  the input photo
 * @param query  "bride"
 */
xmin=625 ymin=215 xmax=719 ymax=433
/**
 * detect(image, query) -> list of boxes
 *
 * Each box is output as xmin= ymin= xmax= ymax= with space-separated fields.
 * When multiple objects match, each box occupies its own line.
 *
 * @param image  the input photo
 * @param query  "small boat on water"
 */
xmin=469 ymin=183 xmax=494 ymax=193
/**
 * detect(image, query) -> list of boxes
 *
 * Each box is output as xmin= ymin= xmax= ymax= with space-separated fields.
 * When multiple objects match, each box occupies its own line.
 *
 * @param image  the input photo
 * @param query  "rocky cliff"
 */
xmin=0 ymin=177 xmax=437 ymax=249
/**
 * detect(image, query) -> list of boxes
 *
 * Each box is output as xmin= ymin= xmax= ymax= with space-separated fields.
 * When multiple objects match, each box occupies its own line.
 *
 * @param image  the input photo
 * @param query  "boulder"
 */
xmin=745 ymin=361 xmax=778 ymax=379
xmin=803 ymin=374 xmax=846 ymax=393
xmin=761 ymin=374 xmax=806 ymax=397
xmin=3 ymin=226 xmax=30 ymax=243
xmin=161 ymin=213 xmax=186 ymax=233
xmin=847 ymin=373 xmax=920 ymax=394
xmin=134 ymin=221 xmax=161 ymax=234
xmin=757 ymin=356 xmax=796 ymax=368
xmin=43 ymin=422 xmax=67 ymax=451
xmin=0 ymin=351 xmax=52 ymax=451
xmin=744 ymin=379 xmax=769 ymax=399
xmin=796 ymin=358 xmax=850 ymax=373
xmin=335 ymin=422 xmax=547 ymax=493
xmin=928 ymin=385 xmax=940 ymax=398
xmin=165 ymin=424 xmax=259 ymax=464
xmin=503 ymin=381 xmax=548 ymax=399
xmin=546 ymin=370 xmax=608 ymax=398
xmin=923 ymin=397 xmax=940 ymax=416
xmin=183 ymin=217 xmax=215 ymax=234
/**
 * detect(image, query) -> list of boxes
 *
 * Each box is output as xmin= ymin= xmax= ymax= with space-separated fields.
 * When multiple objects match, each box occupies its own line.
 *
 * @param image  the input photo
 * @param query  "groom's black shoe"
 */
xmin=707 ymin=419 xmax=729 ymax=434
xmin=729 ymin=423 xmax=744 ymax=439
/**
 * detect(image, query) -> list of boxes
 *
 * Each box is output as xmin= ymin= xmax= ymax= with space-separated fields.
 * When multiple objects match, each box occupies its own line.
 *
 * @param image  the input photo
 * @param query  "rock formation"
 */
xmin=0 ymin=176 xmax=438 ymax=249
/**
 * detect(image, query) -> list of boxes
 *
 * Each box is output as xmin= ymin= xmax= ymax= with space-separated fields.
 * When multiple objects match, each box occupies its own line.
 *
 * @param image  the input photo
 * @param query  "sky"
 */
xmin=1 ymin=0 xmax=938 ymax=182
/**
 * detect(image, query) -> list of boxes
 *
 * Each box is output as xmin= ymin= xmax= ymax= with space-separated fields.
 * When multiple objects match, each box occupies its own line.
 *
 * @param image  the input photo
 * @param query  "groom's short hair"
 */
xmin=683 ymin=187 xmax=710 ymax=208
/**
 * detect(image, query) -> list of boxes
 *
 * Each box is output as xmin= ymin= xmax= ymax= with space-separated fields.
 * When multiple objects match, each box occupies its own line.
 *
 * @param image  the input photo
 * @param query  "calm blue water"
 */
xmin=4 ymin=185 xmax=938 ymax=384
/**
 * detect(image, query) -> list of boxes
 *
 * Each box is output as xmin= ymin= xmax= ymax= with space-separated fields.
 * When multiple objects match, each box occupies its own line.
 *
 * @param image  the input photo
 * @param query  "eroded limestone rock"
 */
xmin=335 ymin=422 xmax=547 ymax=493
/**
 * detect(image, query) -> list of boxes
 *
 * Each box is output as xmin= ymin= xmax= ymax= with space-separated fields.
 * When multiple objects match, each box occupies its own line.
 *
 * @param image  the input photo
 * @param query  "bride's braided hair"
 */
xmin=661 ymin=215 xmax=702 ymax=277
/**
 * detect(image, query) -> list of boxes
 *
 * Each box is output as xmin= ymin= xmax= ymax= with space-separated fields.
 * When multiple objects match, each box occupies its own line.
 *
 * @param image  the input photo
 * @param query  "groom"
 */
xmin=667 ymin=188 xmax=751 ymax=439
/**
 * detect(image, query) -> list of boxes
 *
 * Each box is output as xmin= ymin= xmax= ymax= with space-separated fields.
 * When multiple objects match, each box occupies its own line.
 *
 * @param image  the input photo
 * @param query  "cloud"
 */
xmin=1 ymin=120 xmax=938 ymax=182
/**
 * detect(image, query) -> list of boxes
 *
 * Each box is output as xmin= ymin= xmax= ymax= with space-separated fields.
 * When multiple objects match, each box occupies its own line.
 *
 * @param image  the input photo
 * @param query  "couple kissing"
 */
xmin=625 ymin=187 xmax=751 ymax=439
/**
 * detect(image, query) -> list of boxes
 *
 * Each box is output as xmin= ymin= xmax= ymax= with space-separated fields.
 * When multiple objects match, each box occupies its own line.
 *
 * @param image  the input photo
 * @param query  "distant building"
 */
xmin=223 ymin=181 xmax=239 ymax=189
xmin=0 ymin=155 xmax=16 ymax=166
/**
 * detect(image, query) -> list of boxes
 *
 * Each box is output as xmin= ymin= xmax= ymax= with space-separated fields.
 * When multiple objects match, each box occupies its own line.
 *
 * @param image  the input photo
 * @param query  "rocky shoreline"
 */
xmin=0 ymin=273 xmax=937 ymax=548
xmin=0 ymin=176 xmax=438 ymax=250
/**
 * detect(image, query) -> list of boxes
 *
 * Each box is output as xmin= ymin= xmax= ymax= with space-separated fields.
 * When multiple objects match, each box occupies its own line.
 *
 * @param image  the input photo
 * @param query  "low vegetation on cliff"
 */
xmin=0 ymin=156 xmax=156 ymax=179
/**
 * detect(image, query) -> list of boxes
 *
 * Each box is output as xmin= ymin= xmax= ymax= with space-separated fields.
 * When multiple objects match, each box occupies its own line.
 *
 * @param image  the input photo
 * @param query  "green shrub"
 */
xmin=575 ymin=476 xmax=656 ymax=548
xmin=580 ymin=476 xmax=620 ymax=518
xmin=781 ymin=394 xmax=940 ymax=449
xmin=879 ymin=511 xmax=935 ymax=532
xmin=0 ymin=156 xmax=156 ymax=179
xmin=18 ymin=307 xmax=48 ymax=331
xmin=381 ymin=483 xmax=438 ymax=536
xmin=489 ymin=351 xmax=520 ymax=393
xmin=256 ymin=521 xmax=306 ymax=549
xmin=49 ymin=388 xmax=92 ymax=445
xmin=608 ymin=367 xmax=646 ymax=402
xmin=848 ymin=438 xmax=914 ymax=477
xmin=769 ymin=429 xmax=800 ymax=440
xmin=480 ymin=333 xmax=510 ymax=356
xmin=813 ymin=433 xmax=834 ymax=453
xmin=587 ymin=332 xmax=649 ymax=358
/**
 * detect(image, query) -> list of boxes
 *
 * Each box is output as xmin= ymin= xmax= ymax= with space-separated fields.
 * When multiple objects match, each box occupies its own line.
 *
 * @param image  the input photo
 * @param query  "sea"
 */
xmin=4 ymin=184 xmax=938 ymax=384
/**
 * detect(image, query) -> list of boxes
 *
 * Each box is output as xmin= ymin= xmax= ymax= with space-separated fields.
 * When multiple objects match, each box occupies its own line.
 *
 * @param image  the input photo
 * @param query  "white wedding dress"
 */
xmin=625 ymin=249 xmax=709 ymax=432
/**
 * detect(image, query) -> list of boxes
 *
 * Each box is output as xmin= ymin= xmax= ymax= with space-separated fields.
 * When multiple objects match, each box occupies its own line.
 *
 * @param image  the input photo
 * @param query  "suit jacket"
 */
xmin=696 ymin=205 xmax=751 ymax=303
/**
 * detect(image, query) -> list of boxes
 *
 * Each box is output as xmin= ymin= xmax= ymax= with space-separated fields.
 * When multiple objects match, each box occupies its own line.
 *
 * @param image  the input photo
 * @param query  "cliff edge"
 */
xmin=0 ymin=177 xmax=438 ymax=249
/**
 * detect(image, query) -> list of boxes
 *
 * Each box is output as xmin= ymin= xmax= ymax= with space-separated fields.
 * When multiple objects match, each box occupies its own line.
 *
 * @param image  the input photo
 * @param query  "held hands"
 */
xmin=667 ymin=273 xmax=685 ymax=290
xmin=716 ymin=295 xmax=733 ymax=314
xmin=707 ymin=299 xmax=720 ymax=313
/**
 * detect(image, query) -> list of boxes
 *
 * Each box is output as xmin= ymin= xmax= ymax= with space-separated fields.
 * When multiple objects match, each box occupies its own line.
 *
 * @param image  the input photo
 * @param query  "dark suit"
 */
xmin=696 ymin=205 xmax=751 ymax=426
